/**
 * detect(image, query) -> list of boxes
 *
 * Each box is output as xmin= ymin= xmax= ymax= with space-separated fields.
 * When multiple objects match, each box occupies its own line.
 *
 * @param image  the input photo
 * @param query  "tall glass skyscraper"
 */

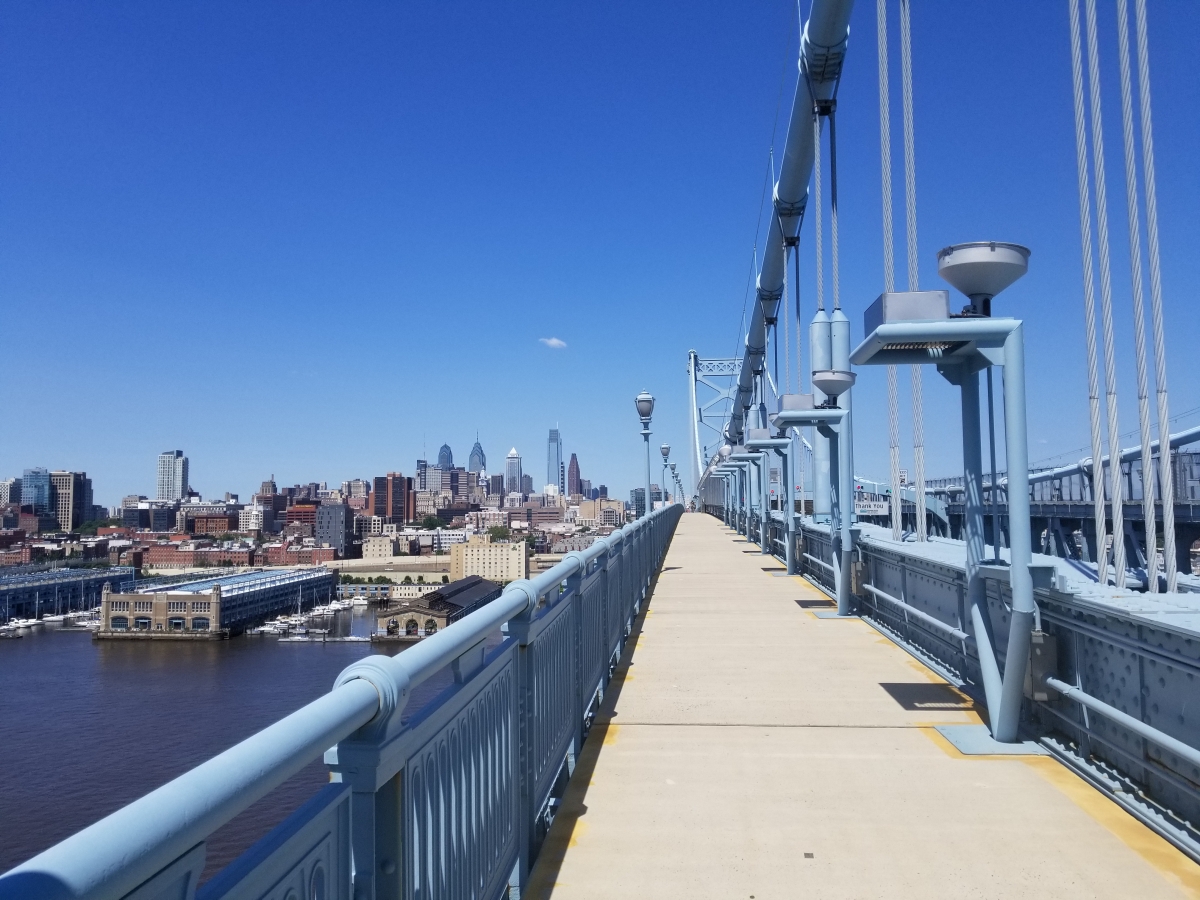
xmin=505 ymin=448 xmax=522 ymax=495
xmin=468 ymin=438 xmax=486 ymax=474
xmin=438 ymin=444 xmax=454 ymax=469
xmin=21 ymin=468 xmax=52 ymax=514
xmin=547 ymin=429 xmax=563 ymax=493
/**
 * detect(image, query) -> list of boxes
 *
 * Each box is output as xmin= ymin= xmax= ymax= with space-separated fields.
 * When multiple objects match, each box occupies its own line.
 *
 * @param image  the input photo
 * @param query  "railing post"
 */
xmin=501 ymin=581 xmax=539 ymax=898
xmin=565 ymin=554 xmax=586 ymax=766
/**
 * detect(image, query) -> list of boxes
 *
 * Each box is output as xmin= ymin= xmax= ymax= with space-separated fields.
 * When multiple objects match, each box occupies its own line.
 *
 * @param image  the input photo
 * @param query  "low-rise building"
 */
xmin=374 ymin=575 xmax=502 ymax=640
xmin=449 ymin=534 xmax=526 ymax=583
xmin=362 ymin=535 xmax=398 ymax=558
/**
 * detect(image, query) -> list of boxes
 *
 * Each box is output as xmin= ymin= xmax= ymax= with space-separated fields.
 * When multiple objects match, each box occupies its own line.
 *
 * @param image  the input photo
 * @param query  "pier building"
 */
xmin=96 ymin=568 xmax=337 ymax=639
xmin=0 ymin=566 xmax=136 ymax=622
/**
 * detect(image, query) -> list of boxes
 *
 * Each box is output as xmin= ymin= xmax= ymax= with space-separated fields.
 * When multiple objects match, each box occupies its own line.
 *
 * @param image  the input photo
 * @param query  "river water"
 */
xmin=0 ymin=610 xmax=449 ymax=881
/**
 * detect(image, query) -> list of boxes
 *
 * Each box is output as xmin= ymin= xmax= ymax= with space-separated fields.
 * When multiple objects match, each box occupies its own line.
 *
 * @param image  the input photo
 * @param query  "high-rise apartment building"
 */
xmin=489 ymin=474 xmax=504 ymax=495
xmin=468 ymin=439 xmax=486 ymax=474
xmin=21 ymin=468 xmax=52 ymax=515
xmin=630 ymin=488 xmax=645 ymax=518
xmin=157 ymin=451 xmax=189 ymax=501
xmin=438 ymin=444 xmax=454 ymax=469
xmin=547 ymin=429 xmax=563 ymax=494
xmin=567 ymin=453 xmax=581 ymax=496
xmin=505 ymin=448 xmax=522 ymax=494
xmin=415 ymin=459 xmax=429 ymax=491
xmin=371 ymin=473 xmax=414 ymax=523
xmin=521 ymin=473 xmax=534 ymax=495
xmin=50 ymin=471 xmax=93 ymax=532
xmin=315 ymin=503 xmax=352 ymax=556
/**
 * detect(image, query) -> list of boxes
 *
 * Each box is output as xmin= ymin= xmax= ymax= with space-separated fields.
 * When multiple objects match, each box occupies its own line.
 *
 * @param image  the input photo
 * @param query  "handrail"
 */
xmin=1 ymin=504 xmax=684 ymax=900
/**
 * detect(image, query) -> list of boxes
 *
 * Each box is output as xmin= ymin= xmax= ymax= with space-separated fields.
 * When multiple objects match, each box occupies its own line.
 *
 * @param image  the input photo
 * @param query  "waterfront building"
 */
xmin=21 ymin=468 xmax=52 ymax=516
xmin=438 ymin=443 xmax=454 ymax=469
xmin=156 ymin=451 xmax=189 ymax=501
xmin=0 ymin=566 xmax=137 ymax=621
xmin=449 ymin=534 xmax=527 ymax=583
xmin=374 ymin=575 xmax=502 ymax=639
xmin=98 ymin=567 xmax=336 ymax=638
xmin=505 ymin=448 xmax=522 ymax=494
xmin=547 ymin=429 xmax=563 ymax=495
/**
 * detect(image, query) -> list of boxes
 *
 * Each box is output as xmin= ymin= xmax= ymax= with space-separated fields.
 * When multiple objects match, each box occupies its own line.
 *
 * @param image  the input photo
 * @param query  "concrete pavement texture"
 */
xmin=526 ymin=513 xmax=1200 ymax=898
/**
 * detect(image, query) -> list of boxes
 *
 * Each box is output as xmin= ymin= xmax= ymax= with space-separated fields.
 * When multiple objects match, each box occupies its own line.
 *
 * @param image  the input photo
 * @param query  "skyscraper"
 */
xmin=21 ymin=468 xmax=52 ymax=515
xmin=547 ymin=429 xmax=563 ymax=493
xmin=505 ymin=448 xmax=522 ymax=494
xmin=567 ymin=453 xmax=581 ymax=496
xmin=468 ymin=438 xmax=486 ymax=474
xmin=157 ymin=451 xmax=189 ymax=501
xmin=50 ymin=471 xmax=92 ymax=532
xmin=438 ymin=444 xmax=454 ymax=469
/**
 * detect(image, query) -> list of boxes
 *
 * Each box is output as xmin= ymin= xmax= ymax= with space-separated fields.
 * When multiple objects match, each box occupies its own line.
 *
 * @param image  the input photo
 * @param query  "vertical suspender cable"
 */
xmin=1114 ymin=0 xmax=1159 ymax=590
xmin=1083 ymin=0 xmax=1128 ymax=586
xmin=900 ymin=0 xmax=927 ymax=541
xmin=1068 ymin=0 xmax=1110 ymax=585
xmin=1134 ymin=0 xmax=1177 ymax=590
xmin=877 ymin=0 xmax=903 ymax=541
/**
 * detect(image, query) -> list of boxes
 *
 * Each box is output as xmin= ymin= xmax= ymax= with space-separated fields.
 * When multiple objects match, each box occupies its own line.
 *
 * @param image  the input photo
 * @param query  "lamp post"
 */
xmin=670 ymin=462 xmax=677 ymax=505
xmin=660 ymin=444 xmax=671 ymax=509
xmin=636 ymin=391 xmax=655 ymax=518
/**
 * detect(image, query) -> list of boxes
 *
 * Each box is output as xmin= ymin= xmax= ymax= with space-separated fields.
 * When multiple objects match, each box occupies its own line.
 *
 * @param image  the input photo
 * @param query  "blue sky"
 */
xmin=3 ymin=1 xmax=1199 ymax=506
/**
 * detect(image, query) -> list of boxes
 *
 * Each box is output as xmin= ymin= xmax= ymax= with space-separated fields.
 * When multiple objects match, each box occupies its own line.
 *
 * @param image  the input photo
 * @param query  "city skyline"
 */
xmin=8 ymin=4 xmax=1200 ymax=506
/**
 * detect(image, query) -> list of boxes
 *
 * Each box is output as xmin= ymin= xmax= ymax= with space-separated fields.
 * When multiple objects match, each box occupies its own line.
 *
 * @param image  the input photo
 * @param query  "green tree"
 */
xmin=420 ymin=515 xmax=442 ymax=530
xmin=441 ymin=575 xmax=449 ymax=584
xmin=402 ymin=575 xmax=413 ymax=584
xmin=487 ymin=525 xmax=511 ymax=541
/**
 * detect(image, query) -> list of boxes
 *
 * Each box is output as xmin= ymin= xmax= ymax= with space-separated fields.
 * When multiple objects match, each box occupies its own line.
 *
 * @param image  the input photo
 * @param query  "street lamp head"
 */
xmin=719 ymin=444 xmax=732 ymax=459
xmin=660 ymin=443 xmax=670 ymax=459
xmin=635 ymin=391 xmax=655 ymax=423
xmin=670 ymin=463 xmax=677 ymax=473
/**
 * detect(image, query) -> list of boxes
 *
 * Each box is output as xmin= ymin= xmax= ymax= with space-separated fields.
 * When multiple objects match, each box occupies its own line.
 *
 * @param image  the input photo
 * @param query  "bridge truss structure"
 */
xmin=686 ymin=351 xmax=739 ymax=493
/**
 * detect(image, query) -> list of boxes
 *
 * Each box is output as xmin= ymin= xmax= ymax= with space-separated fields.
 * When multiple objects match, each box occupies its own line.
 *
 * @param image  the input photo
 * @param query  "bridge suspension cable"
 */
xmin=899 ymin=0 xmax=928 ymax=542
xmin=1133 ymin=0 xmax=1177 ymax=590
xmin=1083 ymin=0 xmax=1128 ymax=585
xmin=876 ymin=0 xmax=903 ymax=541
xmin=1067 ymin=0 xmax=1111 ymax=586
xmin=1114 ymin=0 xmax=1159 ymax=590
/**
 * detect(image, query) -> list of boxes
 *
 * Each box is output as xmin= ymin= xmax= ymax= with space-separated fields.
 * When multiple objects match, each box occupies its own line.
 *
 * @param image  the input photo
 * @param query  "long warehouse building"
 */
xmin=97 ymin=567 xmax=337 ymax=639
xmin=1 ymin=567 xmax=137 ymax=621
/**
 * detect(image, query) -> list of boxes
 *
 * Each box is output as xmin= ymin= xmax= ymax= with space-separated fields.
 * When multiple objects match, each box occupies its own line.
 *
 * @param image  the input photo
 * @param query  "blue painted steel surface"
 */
xmin=0 ymin=504 xmax=683 ymax=900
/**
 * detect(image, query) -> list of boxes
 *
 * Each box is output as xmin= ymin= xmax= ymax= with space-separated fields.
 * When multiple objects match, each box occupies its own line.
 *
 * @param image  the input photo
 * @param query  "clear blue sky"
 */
xmin=4 ymin=1 xmax=1199 ymax=506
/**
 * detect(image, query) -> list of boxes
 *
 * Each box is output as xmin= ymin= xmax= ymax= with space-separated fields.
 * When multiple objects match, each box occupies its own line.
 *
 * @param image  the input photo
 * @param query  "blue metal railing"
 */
xmin=0 ymin=504 xmax=684 ymax=900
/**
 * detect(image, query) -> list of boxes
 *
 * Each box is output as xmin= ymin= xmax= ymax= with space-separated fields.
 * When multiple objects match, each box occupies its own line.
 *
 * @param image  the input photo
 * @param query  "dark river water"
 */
xmin=0 ymin=611 xmax=451 ymax=883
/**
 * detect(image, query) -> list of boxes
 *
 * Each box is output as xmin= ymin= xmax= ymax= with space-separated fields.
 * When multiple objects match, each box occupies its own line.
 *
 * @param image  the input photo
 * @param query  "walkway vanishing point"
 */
xmin=527 ymin=513 xmax=1200 ymax=898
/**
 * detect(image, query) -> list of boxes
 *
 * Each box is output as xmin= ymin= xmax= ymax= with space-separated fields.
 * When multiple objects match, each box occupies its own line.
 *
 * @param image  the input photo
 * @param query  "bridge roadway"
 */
xmin=527 ymin=513 xmax=1200 ymax=898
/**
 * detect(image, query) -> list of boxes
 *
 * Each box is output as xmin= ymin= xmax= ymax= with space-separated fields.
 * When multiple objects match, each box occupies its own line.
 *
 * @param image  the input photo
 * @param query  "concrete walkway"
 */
xmin=527 ymin=513 xmax=1200 ymax=898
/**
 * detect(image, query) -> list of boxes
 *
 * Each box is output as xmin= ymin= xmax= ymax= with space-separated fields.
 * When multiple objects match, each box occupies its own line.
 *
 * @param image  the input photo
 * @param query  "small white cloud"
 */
xmin=539 ymin=337 xmax=567 ymax=349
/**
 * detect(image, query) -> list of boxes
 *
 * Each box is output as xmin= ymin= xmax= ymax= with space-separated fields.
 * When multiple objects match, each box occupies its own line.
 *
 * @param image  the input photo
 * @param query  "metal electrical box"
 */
xmin=1024 ymin=630 xmax=1059 ymax=702
xmin=863 ymin=290 xmax=950 ymax=337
